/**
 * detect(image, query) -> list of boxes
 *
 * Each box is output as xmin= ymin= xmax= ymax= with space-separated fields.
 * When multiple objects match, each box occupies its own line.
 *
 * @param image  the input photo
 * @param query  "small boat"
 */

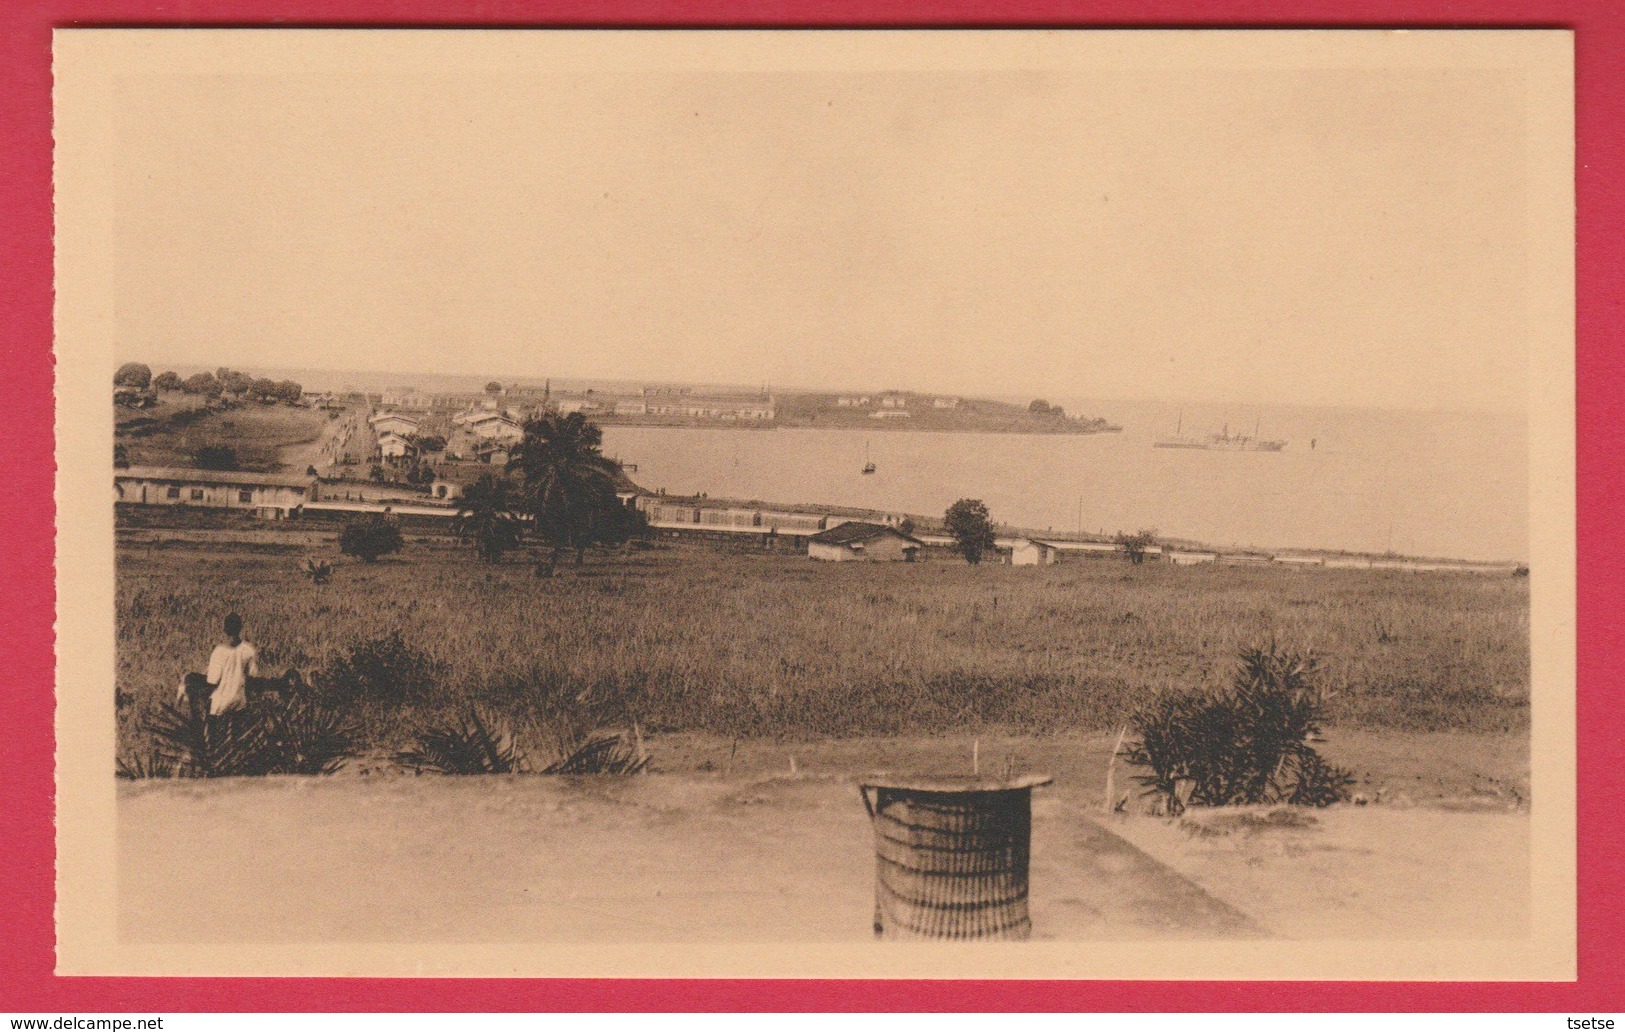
xmin=862 ymin=441 xmax=876 ymax=474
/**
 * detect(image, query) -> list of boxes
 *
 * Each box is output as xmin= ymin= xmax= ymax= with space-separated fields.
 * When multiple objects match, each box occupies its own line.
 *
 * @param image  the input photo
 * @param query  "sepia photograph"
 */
xmin=52 ymin=28 xmax=1574 ymax=979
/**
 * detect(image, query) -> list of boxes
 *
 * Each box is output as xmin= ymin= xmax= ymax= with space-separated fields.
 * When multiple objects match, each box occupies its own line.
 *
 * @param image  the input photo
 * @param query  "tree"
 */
xmin=455 ymin=474 xmax=523 ymax=563
xmin=1115 ymin=528 xmax=1159 ymax=565
xmin=114 ymin=442 xmax=131 ymax=469
xmin=369 ymin=463 xmax=386 ymax=482
xmin=275 ymin=380 xmax=303 ymax=404
xmin=194 ymin=444 xmax=239 ymax=471
xmin=516 ymin=411 xmax=624 ymax=572
xmin=153 ymin=370 xmax=182 ymax=391
xmin=484 ymin=381 xmax=503 ymax=395
xmin=114 ymin=362 xmax=152 ymax=388
xmin=413 ymin=433 xmax=446 ymax=453
xmin=339 ymin=515 xmax=404 ymax=563
xmin=250 ymin=377 xmax=278 ymax=402
xmin=944 ymin=499 xmax=997 ymax=565
xmin=1028 ymin=399 xmax=1050 ymax=414
xmin=182 ymin=372 xmax=222 ymax=398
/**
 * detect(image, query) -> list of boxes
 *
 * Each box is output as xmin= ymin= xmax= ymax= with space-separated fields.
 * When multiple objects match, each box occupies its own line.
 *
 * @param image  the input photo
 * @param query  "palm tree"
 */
xmin=515 ymin=412 xmax=622 ymax=573
xmin=454 ymin=474 xmax=522 ymax=563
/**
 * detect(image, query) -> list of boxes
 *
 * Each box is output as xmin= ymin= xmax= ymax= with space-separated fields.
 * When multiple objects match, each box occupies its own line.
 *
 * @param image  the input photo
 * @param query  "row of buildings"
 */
xmin=834 ymin=392 xmax=960 ymax=410
xmin=376 ymin=383 xmax=777 ymax=423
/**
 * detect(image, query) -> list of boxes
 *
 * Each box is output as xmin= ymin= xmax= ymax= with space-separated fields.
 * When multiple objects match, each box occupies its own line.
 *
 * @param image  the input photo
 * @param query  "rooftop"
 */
xmin=117 ymin=466 xmax=316 ymax=489
xmin=808 ymin=521 xmax=921 ymax=547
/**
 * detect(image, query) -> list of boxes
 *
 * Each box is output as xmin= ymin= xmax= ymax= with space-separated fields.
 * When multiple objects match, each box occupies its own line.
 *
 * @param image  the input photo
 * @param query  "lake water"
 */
xmin=603 ymin=399 xmax=1528 ymax=562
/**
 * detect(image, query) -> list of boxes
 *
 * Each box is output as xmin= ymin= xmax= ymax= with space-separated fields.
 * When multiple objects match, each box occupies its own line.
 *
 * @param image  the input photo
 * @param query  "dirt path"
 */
xmin=278 ymin=409 xmax=368 ymax=475
xmin=118 ymin=773 xmax=1525 ymax=945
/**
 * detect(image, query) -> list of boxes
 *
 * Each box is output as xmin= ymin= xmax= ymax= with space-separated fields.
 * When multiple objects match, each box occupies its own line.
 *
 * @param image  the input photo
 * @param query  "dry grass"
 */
xmin=115 ymin=537 xmax=1529 ymax=762
xmin=116 ymin=398 xmax=327 ymax=472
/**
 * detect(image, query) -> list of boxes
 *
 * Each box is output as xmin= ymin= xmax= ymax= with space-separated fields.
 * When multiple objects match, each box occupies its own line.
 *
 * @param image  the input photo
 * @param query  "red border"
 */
xmin=3 ymin=0 xmax=1620 ymax=1012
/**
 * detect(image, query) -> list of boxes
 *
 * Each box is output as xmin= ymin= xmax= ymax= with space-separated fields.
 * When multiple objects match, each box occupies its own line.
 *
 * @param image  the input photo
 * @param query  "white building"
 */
xmin=1009 ymin=539 xmax=1060 ymax=566
xmin=870 ymin=409 xmax=911 ymax=419
xmin=808 ymin=522 xmax=922 ymax=562
xmin=381 ymin=387 xmax=435 ymax=410
xmin=368 ymin=412 xmax=421 ymax=437
xmin=468 ymin=413 xmax=524 ymax=444
xmin=377 ymin=431 xmax=418 ymax=461
xmin=114 ymin=467 xmax=318 ymax=519
xmin=931 ymin=396 xmax=961 ymax=409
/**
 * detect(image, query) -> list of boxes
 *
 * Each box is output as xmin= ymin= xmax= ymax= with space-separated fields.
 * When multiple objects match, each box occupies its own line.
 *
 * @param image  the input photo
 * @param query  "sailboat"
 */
xmin=861 ymin=440 xmax=876 ymax=475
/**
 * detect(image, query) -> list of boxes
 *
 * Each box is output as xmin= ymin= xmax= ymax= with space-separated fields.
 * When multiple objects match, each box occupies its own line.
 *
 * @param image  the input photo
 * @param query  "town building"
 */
xmin=870 ymin=409 xmax=911 ymax=419
xmin=555 ymin=397 xmax=604 ymax=415
xmin=381 ymin=387 xmax=435 ymax=410
xmin=377 ymin=431 xmax=418 ymax=462
xmin=643 ymin=396 xmax=776 ymax=420
xmin=1009 ymin=539 xmax=1060 ymax=566
xmin=836 ymin=395 xmax=871 ymax=407
xmin=931 ymin=396 xmax=961 ymax=409
xmin=468 ymin=413 xmax=525 ymax=444
xmin=879 ymin=392 xmax=909 ymax=409
xmin=368 ymin=412 xmax=422 ymax=438
xmin=807 ymin=521 xmax=923 ymax=562
xmin=114 ymin=467 xmax=318 ymax=519
xmin=429 ymin=462 xmax=508 ymax=501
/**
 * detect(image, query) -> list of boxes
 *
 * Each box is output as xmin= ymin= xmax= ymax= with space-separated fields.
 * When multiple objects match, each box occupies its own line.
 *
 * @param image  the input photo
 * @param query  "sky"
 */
xmin=106 ymin=33 xmax=1541 ymax=413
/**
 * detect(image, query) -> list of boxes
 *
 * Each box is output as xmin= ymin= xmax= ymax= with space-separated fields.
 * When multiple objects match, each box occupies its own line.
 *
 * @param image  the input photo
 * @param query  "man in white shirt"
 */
xmin=196 ymin=611 xmax=259 ymax=716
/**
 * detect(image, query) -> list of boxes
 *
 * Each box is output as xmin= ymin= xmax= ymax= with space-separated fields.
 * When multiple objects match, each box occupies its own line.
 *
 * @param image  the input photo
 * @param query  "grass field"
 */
xmin=116 ymin=395 xmax=329 ymax=472
xmin=115 ymin=534 xmax=1530 ymax=770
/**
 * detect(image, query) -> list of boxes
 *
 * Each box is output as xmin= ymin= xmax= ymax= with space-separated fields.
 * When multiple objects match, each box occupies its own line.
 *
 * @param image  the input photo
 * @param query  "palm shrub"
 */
xmin=394 ymin=708 xmax=525 ymax=774
xmin=123 ymin=695 xmax=360 ymax=778
xmin=258 ymin=697 xmax=361 ymax=774
xmin=302 ymin=558 xmax=334 ymax=584
xmin=542 ymin=727 xmax=650 ymax=775
xmin=142 ymin=702 xmax=276 ymax=778
xmin=516 ymin=411 xmax=625 ymax=571
xmin=1122 ymin=641 xmax=1354 ymax=813
xmin=455 ymin=474 xmax=523 ymax=563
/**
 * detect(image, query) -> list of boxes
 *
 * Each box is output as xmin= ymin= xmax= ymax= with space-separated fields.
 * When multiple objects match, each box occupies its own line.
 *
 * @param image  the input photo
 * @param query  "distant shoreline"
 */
xmin=637 ymin=490 xmax=1524 ymax=571
xmin=594 ymin=418 xmax=1125 ymax=435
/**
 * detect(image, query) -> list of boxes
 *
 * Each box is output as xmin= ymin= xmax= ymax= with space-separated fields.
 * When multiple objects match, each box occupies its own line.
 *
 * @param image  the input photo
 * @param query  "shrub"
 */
xmin=395 ymin=708 xmax=525 ymax=774
xmin=1114 ymin=529 xmax=1158 ymax=564
xmin=321 ymin=630 xmax=436 ymax=702
xmin=1122 ymin=641 xmax=1354 ymax=813
xmin=194 ymin=444 xmax=239 ymax=471
xmin=302 ymin=558 xmax=334 ymax=584
xmin=339 ymin=515 xmax=403 ymax=562
xmin=944 ymin=498 xmax=997 ymax=565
